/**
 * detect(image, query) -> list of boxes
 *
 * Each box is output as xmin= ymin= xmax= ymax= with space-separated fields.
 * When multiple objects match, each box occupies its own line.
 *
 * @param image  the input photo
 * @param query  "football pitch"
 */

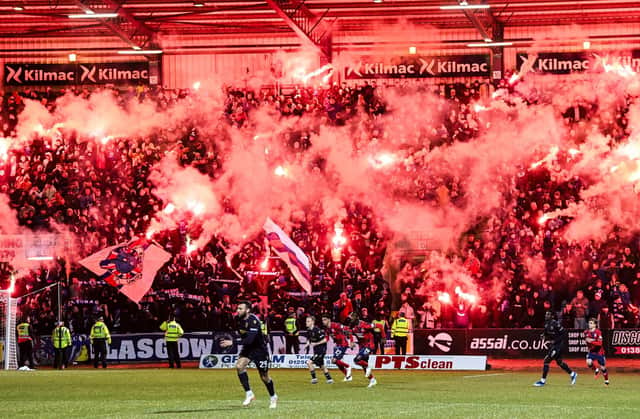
xmin=1 ymin=368 xmax=639 ymax=418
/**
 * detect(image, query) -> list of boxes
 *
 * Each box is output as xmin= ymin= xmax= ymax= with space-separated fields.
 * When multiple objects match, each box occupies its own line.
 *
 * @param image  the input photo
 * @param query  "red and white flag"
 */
xmin=263 ymin=218 xmax=312 ymax=293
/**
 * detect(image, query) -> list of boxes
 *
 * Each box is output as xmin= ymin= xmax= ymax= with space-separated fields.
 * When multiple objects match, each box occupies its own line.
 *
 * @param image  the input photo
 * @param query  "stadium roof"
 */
xmin=2 ymin=0 xmax=640 ymax=39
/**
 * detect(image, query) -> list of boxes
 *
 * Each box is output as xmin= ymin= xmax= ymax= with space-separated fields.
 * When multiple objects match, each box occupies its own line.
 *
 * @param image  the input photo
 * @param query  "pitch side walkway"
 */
xmin=488 ymin=358 xmax=640 ymax=372
xmin=44 ymin=358 xmax=640 ymax=371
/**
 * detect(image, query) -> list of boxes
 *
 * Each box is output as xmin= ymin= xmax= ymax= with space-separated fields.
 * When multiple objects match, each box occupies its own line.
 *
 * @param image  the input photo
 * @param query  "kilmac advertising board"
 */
xmin=4 ymin=62 xmax=150 ymax=86
xmin=344 ymin=55 xmax=490 ymax=79
xmin=516 ymin=50 xmax=640 ymax=75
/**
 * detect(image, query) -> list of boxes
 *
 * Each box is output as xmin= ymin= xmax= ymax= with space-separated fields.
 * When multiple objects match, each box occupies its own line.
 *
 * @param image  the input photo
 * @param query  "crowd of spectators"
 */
xmin=1 ymin=76 xmax=639 ymax=339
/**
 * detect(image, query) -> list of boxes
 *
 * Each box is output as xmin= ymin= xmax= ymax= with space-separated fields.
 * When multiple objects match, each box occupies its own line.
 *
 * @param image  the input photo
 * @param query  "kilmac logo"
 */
xmin=519 ymin=54 xmax=588 ymax=73
xmin=80 ymin=65 xmax=97 ymax=83
xmin=79 ymin=65 xmax=149 ymax=83
xmin=427 ymin=332 xmax=453 ymax=353
xmin=346 ymin=59 xmax=435 ymax=77
xmin=5 ymin=63 xmax=149 ymax=85
xmin=5 ymin=65 xmax=74 ymax=84
xmin=5 ymin=66 xmax=22 ymax=84
xmin=345 ymin=57 xmax=488 ymax=78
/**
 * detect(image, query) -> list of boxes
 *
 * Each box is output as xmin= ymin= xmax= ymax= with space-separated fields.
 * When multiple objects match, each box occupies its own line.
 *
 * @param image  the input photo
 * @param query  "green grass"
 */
xmin=1 ymin=368 xmax=639 ymax=418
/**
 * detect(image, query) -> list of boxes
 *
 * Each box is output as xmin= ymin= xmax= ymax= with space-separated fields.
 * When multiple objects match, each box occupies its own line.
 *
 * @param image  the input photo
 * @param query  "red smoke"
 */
xmin=5 ymin=46 xmax=640 ymax=304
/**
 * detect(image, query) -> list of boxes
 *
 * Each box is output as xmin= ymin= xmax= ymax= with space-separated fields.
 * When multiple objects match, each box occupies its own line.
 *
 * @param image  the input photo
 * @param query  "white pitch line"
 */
xmin=462 ymin=373 xmax=509 ymax=379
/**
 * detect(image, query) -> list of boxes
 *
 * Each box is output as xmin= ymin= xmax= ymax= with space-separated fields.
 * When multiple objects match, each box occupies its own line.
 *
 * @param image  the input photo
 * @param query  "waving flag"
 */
xmin=263 ymin=218 xmax=312 ymax=293
xmin=80 ymin=237 xmax=171 ymax=303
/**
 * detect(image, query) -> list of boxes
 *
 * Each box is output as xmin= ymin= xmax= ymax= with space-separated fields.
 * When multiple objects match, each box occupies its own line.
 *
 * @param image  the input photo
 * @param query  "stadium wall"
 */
xmin=160 ymin=21 xmax=640 ymax=88
xmin=3 ymin=22 xmax=640 ymax=88
xmin=27 ymin=328 xmax=639 ymax=366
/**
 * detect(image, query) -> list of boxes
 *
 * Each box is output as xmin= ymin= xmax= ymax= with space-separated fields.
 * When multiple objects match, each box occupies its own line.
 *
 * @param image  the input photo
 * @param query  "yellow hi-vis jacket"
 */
xmin=285 ymin=317 xmax=298 ymax=335
xmin=90 ymin=321 xmax=111 ymax=344
xmin=391 ymin=317 xmax=410 ymax=338
xmin=52 ymin=325 xmax=72 ymax=349
xmin=17 ymin=323 xmax=32 ymax=343
xmin=160 ymin=320 xmax=184 ymax=342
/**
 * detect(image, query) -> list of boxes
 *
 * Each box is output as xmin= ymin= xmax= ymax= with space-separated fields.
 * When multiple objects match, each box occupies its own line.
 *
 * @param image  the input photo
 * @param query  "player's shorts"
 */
xmin=544 ymin=345 xmax=564 ymax=362
xmin=332 ymin=345 xmax=348 ymax=360
xmin=587 ymin=352 xmax=606 ymax=366
xmin=240 ymin=347 xmax=270 ymax=373
xmin=310 ymin=353 xmax=326 ymax=367
xmin=354 ymin=346 xmax=372 ymax=363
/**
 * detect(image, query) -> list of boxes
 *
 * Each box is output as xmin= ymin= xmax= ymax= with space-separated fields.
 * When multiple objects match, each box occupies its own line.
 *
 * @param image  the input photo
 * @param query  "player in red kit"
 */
xmin=321 ymin=314 xmax=353 ymax=381
xmin=584 ymin=318 xmax=609 ymax=385
xmin=348 ymin=312 xmax=377 ymax=388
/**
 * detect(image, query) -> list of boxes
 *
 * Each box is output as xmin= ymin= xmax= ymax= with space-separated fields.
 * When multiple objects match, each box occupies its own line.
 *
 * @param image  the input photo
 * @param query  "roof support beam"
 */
xmin=459 ymin=0 xmax=497 ymax=41
xmin=72 ymin=0 xmax=157 ymax=49
xmin=264 ymin=0 xmax=333 ymax=62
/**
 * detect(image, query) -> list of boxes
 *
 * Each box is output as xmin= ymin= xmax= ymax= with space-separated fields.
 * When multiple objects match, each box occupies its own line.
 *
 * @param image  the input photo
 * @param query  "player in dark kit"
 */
xmin=584 ymin=318 xmax=609 ymax=385
xmin=534 ymin=311 xmax=578 ymax=387
xmin=220 ymin=301 xmax=278 ymax=408
xmin=305 ymin=316 xmax=334 ymax=384
xmin=348 ymin=312 xmax=377 ymax=388
xmin=322 ymin=313 xmax=353 ymax=381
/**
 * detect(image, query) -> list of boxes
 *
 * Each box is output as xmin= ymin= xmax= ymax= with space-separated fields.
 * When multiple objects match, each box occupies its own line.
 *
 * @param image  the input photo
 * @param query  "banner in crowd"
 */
xmin=0 ymin=234 xmax=60 ymax=266
xmin=4 ymin=62 xmax=150 ymax=86
xmin=142 ymin=287 xmax=212 ymax=303
xmin=263 ymin=218 xmax=312 ymax=293
xmin=516 ymin=50 xmax=640 ymax=75
xmin=344 ymin=54 xmax=490 ymax=79
xmin=79 ymin=237 xmax=171 ymax=303
xmin=199 ymin=354 xmax=486 ymax=370
xmin=414 ymin=328 xmax=589 ymax=357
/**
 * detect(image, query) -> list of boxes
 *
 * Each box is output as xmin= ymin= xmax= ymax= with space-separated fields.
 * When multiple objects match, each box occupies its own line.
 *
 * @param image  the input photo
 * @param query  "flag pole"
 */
xmin=17 ymin=282 xmax=59 ymax=299
xmin=57 ymin=281 xmax=62 ymax=323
